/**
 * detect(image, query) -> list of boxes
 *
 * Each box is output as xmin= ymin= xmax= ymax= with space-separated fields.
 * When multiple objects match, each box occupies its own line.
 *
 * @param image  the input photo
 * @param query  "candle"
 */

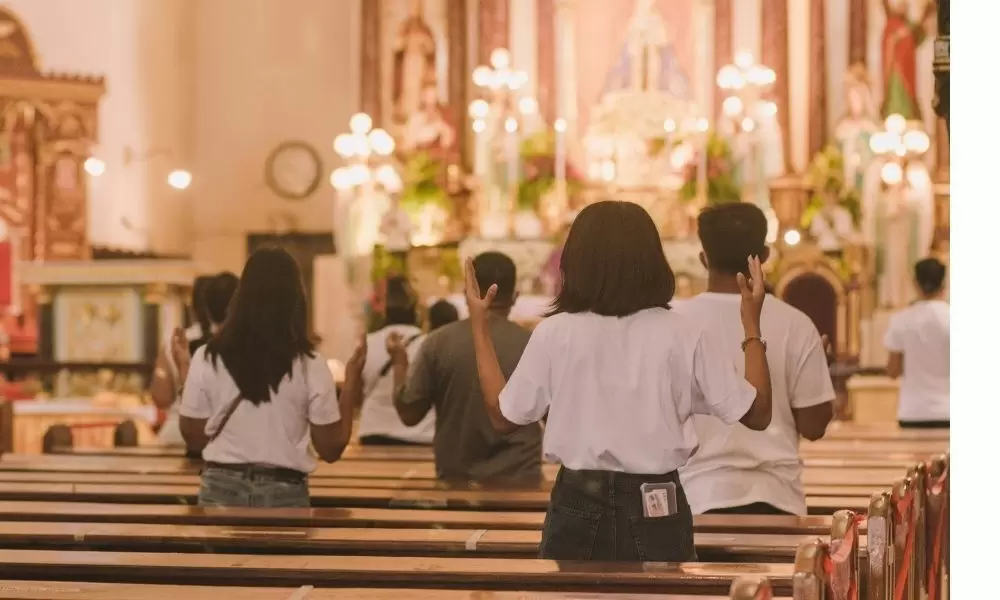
xmin=505 ymin=117 xmax=519 ymax=193
xmin=554 ymin=118 xmax=567 ymax=188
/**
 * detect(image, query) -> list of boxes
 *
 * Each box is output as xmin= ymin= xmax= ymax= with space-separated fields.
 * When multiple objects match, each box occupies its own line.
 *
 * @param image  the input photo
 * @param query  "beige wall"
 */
xmin=8 ymin=0 xmax=361 ymax=271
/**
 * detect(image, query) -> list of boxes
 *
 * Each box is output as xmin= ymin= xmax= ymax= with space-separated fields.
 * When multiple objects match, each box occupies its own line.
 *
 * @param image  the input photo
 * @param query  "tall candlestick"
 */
xmin=554 ymin=118 xmax=567 ymax=187
xmin=505 ymin=117 xmax=519 ymax=194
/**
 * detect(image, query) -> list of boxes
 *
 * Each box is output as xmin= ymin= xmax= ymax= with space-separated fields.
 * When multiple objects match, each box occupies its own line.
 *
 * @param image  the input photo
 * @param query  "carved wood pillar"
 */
xmin=808 ymin=0 xmax=828 ymax=159
xmin=761 ymin=0 xmax=791 ymax=174
xmin=713 ymin=0 xmax=733 ymax=120
xmin=849 ymin=0 xmax=868 ymax=67
xmin=360 ymin=0 xmax=382 ymax=123
xmin=536 ymin=0 xmax=556 ymax=124
xmin=479 ymin=0 xmax=511 ymax=64
xmin=447 ymin=0 xmax=469 ymax=165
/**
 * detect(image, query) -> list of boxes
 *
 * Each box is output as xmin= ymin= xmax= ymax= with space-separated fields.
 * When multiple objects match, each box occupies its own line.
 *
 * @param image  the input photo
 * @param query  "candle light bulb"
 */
xmin=518 ymin=97 xmax=538 ymax=115
xmin=491 ymin=48 xmax=511 ymax=69
xmin=663 ymin=119 xmax=676 ymax=133
xmin=473 ymin=119 xmax=486 ymax=133
xmin=734 ymin=50 xmax=754 ymax=69
xmin=504 ymin=117 xmax=518 ymax=133
xmin=349 ymin=113 xmax=372 ymax=135
xmin=885 ymin=114 xmax=907 ymax=134
xmin=722 ymin=96 xmax=743 ymax=117
xmin=469 ymin=99 xmax=489 ymax=119
xmin=472 ymin=66 xmax=491 ymax=88
xmin=555 ymin=118 xmax=567 ymax=133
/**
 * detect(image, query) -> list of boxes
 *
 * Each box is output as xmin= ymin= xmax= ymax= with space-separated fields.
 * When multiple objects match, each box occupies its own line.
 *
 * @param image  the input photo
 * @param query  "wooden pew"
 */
xmin=0 ymin=501 xmax=845 ymax=535
xmin=728 ymin=577 xmax=775 ymax=600
xmin=0 ymin=549 xmax=797 ymax=595
xmin=0 ymin=580 xmax=789 ymax=600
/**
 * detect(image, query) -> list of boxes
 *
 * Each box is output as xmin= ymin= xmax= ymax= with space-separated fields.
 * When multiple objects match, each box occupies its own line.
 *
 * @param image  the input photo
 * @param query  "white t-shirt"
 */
xmin=674 ymin=293 xmax=836 ymax=516
xmin=883 ymin=299 xmax=950 ymax=422
xmin=498 ymin=308 xmax=757 ymax=474
xmin=179 ymin=346 xmax=340 ymax=473
xmin=357 ymin=324 xmax=435 ymax=444
xmin=157 ymin=324 xmax=202 ymax=447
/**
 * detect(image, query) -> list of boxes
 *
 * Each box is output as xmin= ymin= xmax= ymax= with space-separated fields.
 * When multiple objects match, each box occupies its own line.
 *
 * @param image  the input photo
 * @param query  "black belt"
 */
xmin=204 ymin=462 xmax=307 ymax=483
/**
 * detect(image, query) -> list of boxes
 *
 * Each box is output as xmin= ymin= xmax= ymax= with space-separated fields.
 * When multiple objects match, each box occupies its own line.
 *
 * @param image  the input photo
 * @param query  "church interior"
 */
xmin=0 ymin=0 xmax=952 ymax=598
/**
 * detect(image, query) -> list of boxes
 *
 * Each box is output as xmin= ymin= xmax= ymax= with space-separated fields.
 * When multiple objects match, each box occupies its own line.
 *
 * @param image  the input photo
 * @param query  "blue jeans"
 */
xmin=539 ymin=467 xmax=697 ymax=562
xmin=198 ymin=466 xmax=310 ymax=508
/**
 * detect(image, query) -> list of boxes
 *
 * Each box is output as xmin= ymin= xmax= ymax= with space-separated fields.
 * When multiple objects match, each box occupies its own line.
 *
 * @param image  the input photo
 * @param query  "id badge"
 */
xmin=640 ymin=482 xmax=678 ymax=519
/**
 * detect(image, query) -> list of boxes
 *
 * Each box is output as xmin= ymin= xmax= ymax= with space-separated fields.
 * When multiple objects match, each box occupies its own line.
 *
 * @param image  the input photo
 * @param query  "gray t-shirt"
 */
xmin=400 ymin=316 xmax=543 ymax=483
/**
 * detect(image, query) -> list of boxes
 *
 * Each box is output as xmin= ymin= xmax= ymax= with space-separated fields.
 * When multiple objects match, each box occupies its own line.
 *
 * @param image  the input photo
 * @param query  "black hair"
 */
xmin=914 ymin=257 xmax=946 ymax=296
xmin=697 ymin=202 xmax=769 ymax=275
xmin=206 ymin=247 xmax=315 ymax=404
xmin=191 ymin=275 xmax=213 ymax=334
xmin=428 ymin=299 xmax=459 ymax=331
xmin=548 ymin=200 xmax=675 ymax=317
xmin=383 ymin=276 xmax=418 ymax=326
xmin=473 ymin=252 xmax=518 ymax=308
xmin=204 ymin=272 xmax=239 ymax=325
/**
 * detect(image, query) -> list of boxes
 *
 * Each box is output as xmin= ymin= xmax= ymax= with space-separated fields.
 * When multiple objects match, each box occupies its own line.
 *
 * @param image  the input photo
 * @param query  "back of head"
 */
xmin=207 ymin=247 xmax=315 ymax=403
xmin=204 ymin=271 xmax=239 ymax=325
xmin=428 ymin=299 xmax=459 ymax=331
xmin=473 ymin=252 xmax=518 ymax=309
xmin=697 ymin=202 xmax=769 ymax=275
xmin=191 ymin=275 xmax=214 ymax=331
xmin=914 ymin=257 xmax=946 ymax=296
xmin=550 ymin=200 xmax=675 ymax=317
xmin=384 ymin=275 xmax=418 ymax=326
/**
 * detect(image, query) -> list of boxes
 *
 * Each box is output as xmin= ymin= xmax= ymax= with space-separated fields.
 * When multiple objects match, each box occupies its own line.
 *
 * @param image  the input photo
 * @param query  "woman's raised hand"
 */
xmin=737 ymin=255 xmax=766 ymax=332
xmin=464 ymin=258 xmax=496 ymax=324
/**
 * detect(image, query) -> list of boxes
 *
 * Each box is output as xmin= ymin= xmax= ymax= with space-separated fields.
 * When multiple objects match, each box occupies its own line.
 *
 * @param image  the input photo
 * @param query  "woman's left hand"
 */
xmin=170 ymin=328 xmax=192 ymax=380
xmin=346 ymin=332 xmax=368 ymax=380
xmin=464 ymin=258 xmax=496 ymax=326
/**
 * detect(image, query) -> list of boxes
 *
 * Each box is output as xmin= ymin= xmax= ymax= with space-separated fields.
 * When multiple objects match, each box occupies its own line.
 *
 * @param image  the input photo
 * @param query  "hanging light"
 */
xmin=167 ymin=169 xmax=192 ymax=190
xmin=84 ymin=157 xmax=106 ymax=177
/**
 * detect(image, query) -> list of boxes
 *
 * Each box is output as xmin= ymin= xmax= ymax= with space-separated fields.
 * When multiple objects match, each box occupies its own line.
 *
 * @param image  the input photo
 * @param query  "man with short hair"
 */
xmin=884 ymin=257 xmax=949 ymax=429
xmin=388 ymin=252 xmax=543 ymax=483
xmin=675 ymin=203 xmax=835 ymax=516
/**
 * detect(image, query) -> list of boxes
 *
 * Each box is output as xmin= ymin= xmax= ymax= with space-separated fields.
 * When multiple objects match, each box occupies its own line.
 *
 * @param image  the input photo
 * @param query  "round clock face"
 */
xmin=266 ymin=142 xmax=322 ymax=200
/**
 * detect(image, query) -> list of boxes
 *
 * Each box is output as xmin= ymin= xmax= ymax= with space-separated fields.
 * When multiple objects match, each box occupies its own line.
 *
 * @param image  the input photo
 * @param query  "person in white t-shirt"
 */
xmin=151 ymin=275 xmax=212 ymax=447
xmin=464 ymin=200 xmax=774 ymax=562
xmin=675 ymin=203 xmax=835 ymax=517
xmin=357 ymin=276 xmax=435 ymax=445
xmin=175 ymin=248 xmax=366 ymax=508
xmin=884 ymin=257 xmax=949 ymax=428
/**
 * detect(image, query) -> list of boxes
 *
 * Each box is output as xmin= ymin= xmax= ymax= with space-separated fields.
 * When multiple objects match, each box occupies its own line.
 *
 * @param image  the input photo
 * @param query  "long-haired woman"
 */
xmin=464 ymin=200 xmax=773 ymax=561
xmin=176 ymin=247 xmax=365 ymax=508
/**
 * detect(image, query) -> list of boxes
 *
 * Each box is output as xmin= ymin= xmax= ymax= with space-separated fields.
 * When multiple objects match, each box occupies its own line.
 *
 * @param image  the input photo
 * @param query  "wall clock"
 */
xmin=265 ymin=141 xmax=322 ymax=200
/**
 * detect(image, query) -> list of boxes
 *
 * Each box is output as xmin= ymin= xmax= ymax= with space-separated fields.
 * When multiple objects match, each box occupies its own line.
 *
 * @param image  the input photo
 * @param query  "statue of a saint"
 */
xmin=809 ymin=190 xmax=859 ymax=253
xmin=835 ymin=65 xmax=880 ymax=194
xmin=392 ymin=1 xmax=437 ymax=126
xmin=379 ymin=195 xmax=413 ymax=256
xmin=400 ymin=82 xmax=458 ymax=164
xmin=601 ymin=0 xmax=690 ymax=99
xmin=861 ymin=159 xmax=935 ymax=308
xmin=881 ymin=0 xmax=935 ymax=120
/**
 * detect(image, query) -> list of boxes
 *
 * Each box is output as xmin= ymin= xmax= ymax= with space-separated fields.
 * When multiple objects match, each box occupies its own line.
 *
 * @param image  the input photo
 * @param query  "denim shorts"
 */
xmin=539 ymin=467 xmax=697 ymax=562
xmin=198 ymin=465 xmax=310 ymax=508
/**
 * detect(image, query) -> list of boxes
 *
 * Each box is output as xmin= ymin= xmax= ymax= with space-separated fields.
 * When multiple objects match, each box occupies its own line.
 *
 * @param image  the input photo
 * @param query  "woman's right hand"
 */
xmin=464 ymin=257 xmax=496 ymax=327
xmin=737 ymin=255 xmax=766 ymax=335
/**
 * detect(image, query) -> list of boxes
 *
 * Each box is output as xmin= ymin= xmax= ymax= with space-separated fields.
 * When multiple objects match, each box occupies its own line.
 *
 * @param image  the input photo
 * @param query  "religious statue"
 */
xmin=881 ymin=0 xmax=936 ymax=120
xmin=809 ymin=190 xmax=860 ymax=254
xmin=602 ymin=0 xmax=690 ymax=98
xmin=399 ymin=82 xmax=458 ymax=164
xmin=379 ymin=194 xmax=413 ymax=257
xmin=392 ymin=1 xmax=437 ymax=126
xmin=861 ymin=159 xmax=935 ymax=308
xmin=835 ymin=65 xmax=880 ymax=194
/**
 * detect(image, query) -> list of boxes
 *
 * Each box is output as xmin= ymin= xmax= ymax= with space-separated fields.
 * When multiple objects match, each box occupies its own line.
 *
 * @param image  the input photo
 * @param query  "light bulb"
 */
xmin=663 ymin=119 xmax=676 ymax=133
xmin=881 ymin=161 xmax=903 ymax=185
xmin=869 ymin=132 xmax=892 ymax=154
xmin=518 ymin=97 xmax=538 ymax=115
xmin=885 ymin=113 xmax=906 ymax=135
xmin=333 ymin=134 xmax=354 ymax=157
xmin=716 ymin=65 xmax=743 ymax=90
xmin=734 ymin=50 xmax=754 ymax=69
xmin=167 ymin=169 xmax=192 ymax=190
xmin=741 ymin=117 xmax=755 ymax=133
xmin=696 ymin=117 xmax=709 ymax=132
xmin=760 ymin=101 xmax=778 ymax=118
xmin=331 ymin=167 xmax=352 ymax=190
xmin=903 ymin=130 xmax=930 ymax=154
xmin=490 ymin=48 xmax=511 ymax=69
xmin=472 ymin=119 xmax=486 ymax=133
xmin=368 ymin=128 xmax=395 ymax=156
xmin=555 ymin=118 xmax=568 ymax=133
xmin=348 ymin=164 xmax=371 ymax=185
xmin=349 ymin=113 xmax=372 ymax=135
xmin=375 ymin=164 xmax=401 ymax=192
xmin=353 ymin=133 xmax=372 ymax=158
xmin=504 ymin=117 xmax=518 ymax=133
xmin=469 ymin=99 xmax=489 ymax=119
xmin=472 ymin=66 xmax=491 ymax=88
xmin=783 ymin=229 xmax=801 ymax=246
xmin=84 ymin=157 xmax=106 ymax=177
xmin=510 ymin=71 xmax=529 ymax=91
xmin=722 ymin=96 xmax=743 ymax=117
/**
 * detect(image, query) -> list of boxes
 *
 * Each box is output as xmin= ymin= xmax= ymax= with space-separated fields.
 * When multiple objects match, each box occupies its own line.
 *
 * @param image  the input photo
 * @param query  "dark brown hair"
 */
xmin=206 ymin=247 xmax=315 ymax=404
xmin=697 ymin=202 xmax=768 ymax=275
xmin=548 ymin=200 xmax=675 ymax=317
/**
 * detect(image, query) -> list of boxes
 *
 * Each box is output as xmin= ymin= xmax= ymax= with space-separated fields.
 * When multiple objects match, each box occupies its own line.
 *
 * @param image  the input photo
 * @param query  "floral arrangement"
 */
xmin=399 ymin=151 xmax=452 ymax=215
xmin=801 ymin=144 xmax=861 ymax=230
xmin=516 ymin=131 xmax=584 ymax=212
xmin=679 ymin=132 xmax=741 ymax=205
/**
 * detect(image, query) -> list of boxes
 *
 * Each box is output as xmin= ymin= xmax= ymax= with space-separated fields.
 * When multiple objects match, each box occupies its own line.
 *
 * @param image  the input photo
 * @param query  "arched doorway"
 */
xmin=781 ymin=272 xmax=839 ymax=352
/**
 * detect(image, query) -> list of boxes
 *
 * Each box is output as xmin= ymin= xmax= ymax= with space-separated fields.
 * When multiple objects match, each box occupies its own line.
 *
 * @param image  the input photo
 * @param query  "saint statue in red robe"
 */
xmin=392 ymin=2 xmax=438 ymax=126
xmin=881 ymin=0 xmax=936 ymax=120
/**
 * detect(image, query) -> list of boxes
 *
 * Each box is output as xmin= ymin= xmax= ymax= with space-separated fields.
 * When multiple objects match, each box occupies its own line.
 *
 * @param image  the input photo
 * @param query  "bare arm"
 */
xmin=391 ymin=350 xmax=434 ymax=427
xmin=887 ymin=352 xmax=903 ymax=378
xmin=737 ymin=256 xmax=773 ymax=431
xmin=470 ymin=316 xmax=520 ymax=435
xmin=179 ymin=416 xmax=209 ymax=452
xmin=793 ymin=402 xmax=834 ymax=441
xmin=312 ymin=336 xmax=367 ymax=462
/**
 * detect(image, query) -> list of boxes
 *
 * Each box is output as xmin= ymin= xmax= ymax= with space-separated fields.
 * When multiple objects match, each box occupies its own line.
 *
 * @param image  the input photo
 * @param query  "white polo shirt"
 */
xmin=674 ymin=293 xmax=835 ymax=516
xmin=357 ymin=324 xmax=435 ymax=443
xmin=498 ymin=308 xmax=757 ymax=474
xmin=179 ymin=346 xmax=340 ymax=473
xmin=883 ymin=299 xmax=950 ymax=422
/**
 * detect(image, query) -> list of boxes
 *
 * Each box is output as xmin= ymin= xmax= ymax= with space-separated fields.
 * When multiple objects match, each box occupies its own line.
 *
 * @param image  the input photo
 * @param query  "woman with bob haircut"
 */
xmin=176 ymin=247 xmax=366 ymax=508
xmin=464 ymin=200 xmax=773 ymax=561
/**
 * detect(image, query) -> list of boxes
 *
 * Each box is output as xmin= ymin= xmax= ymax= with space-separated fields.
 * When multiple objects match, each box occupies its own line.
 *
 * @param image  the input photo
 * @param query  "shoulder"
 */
xmin=765 ymin=296 xmax=820 ymax=332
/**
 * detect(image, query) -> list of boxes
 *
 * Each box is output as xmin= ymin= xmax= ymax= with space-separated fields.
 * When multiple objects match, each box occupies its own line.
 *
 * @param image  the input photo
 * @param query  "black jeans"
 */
xmin=703 ymin=502 xmax=793 ymax=516
xmin=539 ymin=467 xmax=697 ymax=562
xmin=898 ymin=420 xmax=950 ymax=429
